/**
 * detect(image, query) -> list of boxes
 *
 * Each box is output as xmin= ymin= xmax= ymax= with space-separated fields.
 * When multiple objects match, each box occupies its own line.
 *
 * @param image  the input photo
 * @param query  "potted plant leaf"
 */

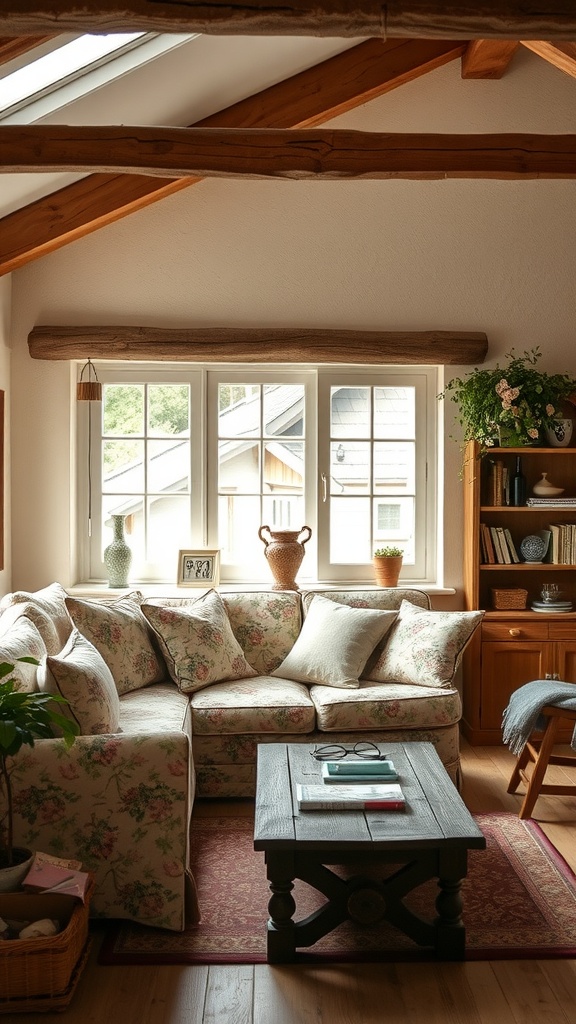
xmin=438 ymin=347 xmax=576 ymax=460
xmin=373 ymin=546 xmax=404 ymax=587
xmin=0 ymin=659 xmax=78 ymax=890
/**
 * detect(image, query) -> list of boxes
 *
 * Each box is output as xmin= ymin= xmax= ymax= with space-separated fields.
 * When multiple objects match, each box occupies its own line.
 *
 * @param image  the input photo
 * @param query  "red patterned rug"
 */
xmin=99 ymin=811 xmax=576 ymax=964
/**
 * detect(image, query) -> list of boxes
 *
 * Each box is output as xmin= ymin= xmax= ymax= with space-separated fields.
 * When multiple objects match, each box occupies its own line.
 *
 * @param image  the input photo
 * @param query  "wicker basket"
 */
xmin=0 ymin=876 xmax=94 ymax=1013
xmin=491 ymin=588 xmax=528 ymax=611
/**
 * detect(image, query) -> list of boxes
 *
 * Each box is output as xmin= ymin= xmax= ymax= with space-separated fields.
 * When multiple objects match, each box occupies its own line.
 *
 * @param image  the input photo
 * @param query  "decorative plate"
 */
xmin=520 ymin=534 xmax=547 ymax=563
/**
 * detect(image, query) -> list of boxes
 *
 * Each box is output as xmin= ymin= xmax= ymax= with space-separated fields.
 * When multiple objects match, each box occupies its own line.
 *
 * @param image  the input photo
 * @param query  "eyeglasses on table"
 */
xmin=310 ymin=741 xmax=389 ymax=761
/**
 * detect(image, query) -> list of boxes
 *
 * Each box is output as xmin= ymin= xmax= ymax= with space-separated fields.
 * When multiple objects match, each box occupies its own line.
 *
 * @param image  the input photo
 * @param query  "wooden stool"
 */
xmin=507 ymin=706 xmax=576 ymax=819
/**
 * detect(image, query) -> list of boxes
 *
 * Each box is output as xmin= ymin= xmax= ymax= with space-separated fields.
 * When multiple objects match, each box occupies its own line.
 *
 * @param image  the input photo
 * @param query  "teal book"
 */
xmin=322 ymin=761 xmax=399 ymax=783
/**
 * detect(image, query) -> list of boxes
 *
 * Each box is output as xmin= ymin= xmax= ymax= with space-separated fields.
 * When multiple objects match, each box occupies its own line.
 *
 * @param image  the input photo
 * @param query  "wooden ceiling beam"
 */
xmin=3 ymin=126 xmax=576 ymax=179
xmin=461 ymin=40 xmax=520 ymax=78
xmin=0 ymin=38 xmax=465 ymax=277
xmin=28 ymin=326 xmax=488 ymax=364
xmin=521 ymin=40 xmax=576 ymax=77
xmin=1 ymin=1 xmax=575 ymax=39
xmin=0 ymin=34 xmax=55 ymax=63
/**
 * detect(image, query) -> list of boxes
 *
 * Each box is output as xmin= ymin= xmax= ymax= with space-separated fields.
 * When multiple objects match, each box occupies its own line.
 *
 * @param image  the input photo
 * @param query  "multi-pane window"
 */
xmin=214 ymin=381 xmax=306 ymax=575
xmin=78 ymin=364 xmax=437 ymax=585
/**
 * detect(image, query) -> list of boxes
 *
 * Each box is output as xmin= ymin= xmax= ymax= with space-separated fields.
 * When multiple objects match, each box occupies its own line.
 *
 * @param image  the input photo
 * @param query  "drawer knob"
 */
xmin=508 ymin=628 xmax=521 ymax=636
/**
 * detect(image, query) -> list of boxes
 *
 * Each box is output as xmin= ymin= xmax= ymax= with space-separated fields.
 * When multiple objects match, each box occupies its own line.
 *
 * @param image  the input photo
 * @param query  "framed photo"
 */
xmin=177 ymin=549 xmax=220 ymax=587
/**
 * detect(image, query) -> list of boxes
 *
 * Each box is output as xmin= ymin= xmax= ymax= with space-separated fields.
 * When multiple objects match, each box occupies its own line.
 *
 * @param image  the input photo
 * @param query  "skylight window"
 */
xmin=0 ymin=33 xmax=147 ymax=115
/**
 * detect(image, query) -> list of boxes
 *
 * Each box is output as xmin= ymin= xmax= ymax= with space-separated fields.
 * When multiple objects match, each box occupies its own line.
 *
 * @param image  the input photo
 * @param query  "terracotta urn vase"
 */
xmin=258 ymin=525 xmax=312 ymax=591
xmin=373 ymin=554 xmax=403 ymax=587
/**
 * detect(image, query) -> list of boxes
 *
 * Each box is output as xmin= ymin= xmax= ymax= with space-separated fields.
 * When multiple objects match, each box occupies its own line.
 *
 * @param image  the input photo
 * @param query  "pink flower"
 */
xmin=546 ymin=404 xmax=556 ymax=416
xmin=59 ymin=763 xmax=79 ymax=780
xmin=148 ymin=797 xmax=171 ymax=821
xmin=39 ymin=798 xmax=66 ymax=824
xmin=141 ymin=893 xmax=164 ymax=916
xmin=528 ymin=427 xmax=540 ymax=439
xmin=167 ymin=759 xmax=186 ymax=776
xmin=163 ymin=859 xmax=182 ymax=878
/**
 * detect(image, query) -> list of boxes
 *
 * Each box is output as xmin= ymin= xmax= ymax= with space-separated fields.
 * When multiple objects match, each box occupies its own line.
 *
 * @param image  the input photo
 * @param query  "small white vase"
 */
xmin=545 ymin=419 xmax=573 ymax=447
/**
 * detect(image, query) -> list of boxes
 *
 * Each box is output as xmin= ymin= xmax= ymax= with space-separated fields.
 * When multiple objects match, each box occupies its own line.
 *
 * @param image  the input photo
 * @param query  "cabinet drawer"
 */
xmin=548 ymin=622 xmax=576 ymax=640
xmin=481 ymin=621 xmax=549 ymax=642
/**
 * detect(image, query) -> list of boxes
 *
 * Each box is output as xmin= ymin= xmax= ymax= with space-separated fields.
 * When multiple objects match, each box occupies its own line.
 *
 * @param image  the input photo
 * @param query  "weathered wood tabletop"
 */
xmin=254 ymin=741 xmax=486 ymax=962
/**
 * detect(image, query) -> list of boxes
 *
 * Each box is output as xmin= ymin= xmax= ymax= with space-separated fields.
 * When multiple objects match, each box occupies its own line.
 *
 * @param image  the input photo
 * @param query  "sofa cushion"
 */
xmin=310 ymin=680 xmax=461 ymax=732
xmin=302 ymin=588 xmax=430 ymax=612
xmin=38 ymin=627 xmax=120 ymax=734
xmin=65 ymin=593 xmax=166 ymax=695
xmin=220 ymin=591 xmax=302 ymax=674
xmin=0 ymin=610 xmax=47 ymax=693
xmin=271 ymin=594 xmax=397 ymax=689
xmin=119 ymin=683 xmax=191 ymax=736
xmin=190 ymin=676 xmax=316 ymax=735
xmin=142 ymin=590 xmax=256 ymax=694
xmin=0 ymin=582 xmax=72 ymax=656
xmin=367 ymin=600 xmax=483 ymax=688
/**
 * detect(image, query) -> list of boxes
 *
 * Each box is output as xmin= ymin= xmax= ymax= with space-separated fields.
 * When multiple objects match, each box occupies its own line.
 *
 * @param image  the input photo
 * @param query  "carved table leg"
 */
xmin=266 ymin=854 xmax=297 ymax=963
xmin=434 ymin=850 xmax=467 ymax=960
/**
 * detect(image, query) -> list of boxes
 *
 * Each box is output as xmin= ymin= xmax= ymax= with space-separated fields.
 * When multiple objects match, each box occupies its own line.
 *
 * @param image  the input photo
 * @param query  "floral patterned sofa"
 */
xmin=0 ymin=582 xmax=482 ymax=931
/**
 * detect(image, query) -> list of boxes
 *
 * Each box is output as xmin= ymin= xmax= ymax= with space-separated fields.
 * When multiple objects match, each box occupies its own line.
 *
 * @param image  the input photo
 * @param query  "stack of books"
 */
xmin=297 ymin=758 xmax=406 ymax=811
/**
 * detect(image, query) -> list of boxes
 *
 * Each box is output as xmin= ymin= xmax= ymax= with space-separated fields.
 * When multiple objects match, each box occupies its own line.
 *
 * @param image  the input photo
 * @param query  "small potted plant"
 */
xmin=0 ymin=659 xmax=78 ymax=890
xmin=373 ymin=546 xmax=404 ymax=587
xmin=438 ymin=347 xmax=576 ymax=459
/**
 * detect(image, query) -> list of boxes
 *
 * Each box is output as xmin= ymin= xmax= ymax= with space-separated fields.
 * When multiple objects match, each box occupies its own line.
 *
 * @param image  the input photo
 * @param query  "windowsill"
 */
xmin=68 ymin=581 xmax=456 ymax=598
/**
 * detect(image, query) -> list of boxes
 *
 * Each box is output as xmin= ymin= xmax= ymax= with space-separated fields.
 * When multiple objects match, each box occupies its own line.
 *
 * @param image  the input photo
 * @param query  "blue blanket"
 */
xmin=502 ymin=679 xmax=576 ymax=755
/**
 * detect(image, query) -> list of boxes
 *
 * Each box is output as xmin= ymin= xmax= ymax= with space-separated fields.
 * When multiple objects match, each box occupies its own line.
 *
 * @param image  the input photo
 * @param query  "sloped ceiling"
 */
xmin=0 ymin=9 xmax=575 ymax=278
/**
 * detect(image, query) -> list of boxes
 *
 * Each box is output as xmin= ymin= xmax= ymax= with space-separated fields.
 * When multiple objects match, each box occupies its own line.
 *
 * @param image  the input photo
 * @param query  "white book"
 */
xmin=296 ymin=782 xmax=405 ymax=811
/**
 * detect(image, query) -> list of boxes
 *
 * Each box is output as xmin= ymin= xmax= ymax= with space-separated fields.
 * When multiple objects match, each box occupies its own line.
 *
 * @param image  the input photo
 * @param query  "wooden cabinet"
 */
xmin=461 ymin=440 xmax=576 ymax=744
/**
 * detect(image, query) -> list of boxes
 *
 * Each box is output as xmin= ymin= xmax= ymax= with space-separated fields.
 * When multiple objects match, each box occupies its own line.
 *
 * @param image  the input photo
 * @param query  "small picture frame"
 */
xmin=177 ymin=549 xmax=220 ymax=587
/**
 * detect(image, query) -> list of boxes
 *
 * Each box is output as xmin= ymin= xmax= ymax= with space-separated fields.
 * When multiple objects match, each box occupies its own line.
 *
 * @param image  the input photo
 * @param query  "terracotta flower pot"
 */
xmin=373 ymin=555 xmax=403 ymax=587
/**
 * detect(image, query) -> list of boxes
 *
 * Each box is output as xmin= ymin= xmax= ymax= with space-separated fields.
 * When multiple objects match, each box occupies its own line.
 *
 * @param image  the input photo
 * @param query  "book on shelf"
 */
xmin=296 ymin=782 xmax=406 ymax=811
xmin=488 ymin=459 xmax=505 ymax=506
xmin=481 ymin=523 xmax=496 ymax=563
xmin=496 ymin=526 xmax=512 ymax=564
xmin=549 ymin=523 xmax=561 ymax=564
xmin=504 ymin=528 xmax=520 ymax=563
xmin=490 ymin=526 xmax=505 ymax=563
xmin=321 ymin=760 xmax=399 ymax=783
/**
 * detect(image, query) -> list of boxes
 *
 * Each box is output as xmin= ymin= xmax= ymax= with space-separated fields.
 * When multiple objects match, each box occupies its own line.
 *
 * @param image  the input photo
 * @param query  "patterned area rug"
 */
xmin=99 ymin=811 xmax=576 ymax=964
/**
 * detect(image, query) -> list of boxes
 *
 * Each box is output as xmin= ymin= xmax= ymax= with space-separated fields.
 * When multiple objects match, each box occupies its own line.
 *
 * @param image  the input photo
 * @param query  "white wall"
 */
xmin=8 ymin=44 xmax=576 ymax=601
xmin=0 ymin=275 xmax=11 ymax=593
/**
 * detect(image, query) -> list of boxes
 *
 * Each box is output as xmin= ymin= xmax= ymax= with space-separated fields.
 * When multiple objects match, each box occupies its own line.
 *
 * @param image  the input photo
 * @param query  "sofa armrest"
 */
xmin=5 ymin=731 xmax=195 ymax=931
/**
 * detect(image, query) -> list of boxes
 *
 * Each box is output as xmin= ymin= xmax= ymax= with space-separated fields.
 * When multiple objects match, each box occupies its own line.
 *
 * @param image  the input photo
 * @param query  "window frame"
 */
xmin=76 ymin=362 xmax=439 ymax=586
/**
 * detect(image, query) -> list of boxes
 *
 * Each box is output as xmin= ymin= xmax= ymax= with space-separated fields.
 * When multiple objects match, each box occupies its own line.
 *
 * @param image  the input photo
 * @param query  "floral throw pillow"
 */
xmin=271 ymin=593 xmax=398 ymax=689
xmin=38 ymin=628 xmax=120 ymax=734
xmin=141 ymin=590 xmax=257 ymax=694
xmin=367 ymin=599 xmax=484 ymax=688
xmin=65 ymin=593 xmax=166 ymax=695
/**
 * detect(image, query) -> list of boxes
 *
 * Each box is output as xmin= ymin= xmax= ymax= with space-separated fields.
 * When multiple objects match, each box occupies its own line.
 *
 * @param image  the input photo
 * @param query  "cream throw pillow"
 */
xmin=38 ymin=628 xmax=120 ymax=734
xmin=65 ymin=593 xmax=166 ymax=695
xmin=271 ymin=593 xmax=397 ymax=689
xmin=0 ymin=611 xmax=47 ymax=693
xmin=141 ymin=589 xmax=257 ymax=694
xmin=0 ymin=582 xmax=72 ymax=655
xmin=367 ymin=599 xmax=484 ymax=688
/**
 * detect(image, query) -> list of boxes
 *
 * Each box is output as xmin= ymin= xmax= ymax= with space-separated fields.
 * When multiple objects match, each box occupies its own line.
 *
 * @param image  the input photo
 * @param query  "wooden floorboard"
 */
xmin=10 ymin=736 xmax=576 ymax=1024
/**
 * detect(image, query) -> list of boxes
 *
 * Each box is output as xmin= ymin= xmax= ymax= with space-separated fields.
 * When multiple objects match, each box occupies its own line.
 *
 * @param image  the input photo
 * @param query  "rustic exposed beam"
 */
xmin=521 ymin=40 xmax=576 ymax=77
xmin=1 ymin=1 xmax=575 ymax=39
xmin=28 ymin=326 xmax=488 ymax=365
xmin=0 ymin=33 xmax=55 ymax=63
xmin=461 ymin=39 xmax=520 ymax=78
xmin=0 ymin=38 xmax=465 ymax=277
xmin=4 ymin=126 xmax=576 ymax=179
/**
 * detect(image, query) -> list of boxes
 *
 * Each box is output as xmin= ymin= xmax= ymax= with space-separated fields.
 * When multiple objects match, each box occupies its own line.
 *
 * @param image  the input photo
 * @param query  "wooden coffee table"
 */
xmin=254 ymin=741 xmax=485 ymax=963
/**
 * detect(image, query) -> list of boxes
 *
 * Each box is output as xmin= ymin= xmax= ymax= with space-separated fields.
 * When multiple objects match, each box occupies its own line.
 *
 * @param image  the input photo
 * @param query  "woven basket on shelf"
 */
xmin=491 ymin=588 xmax=528 ymax=611
xmin=0 ymin=875 xmax=94 ymax=1014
